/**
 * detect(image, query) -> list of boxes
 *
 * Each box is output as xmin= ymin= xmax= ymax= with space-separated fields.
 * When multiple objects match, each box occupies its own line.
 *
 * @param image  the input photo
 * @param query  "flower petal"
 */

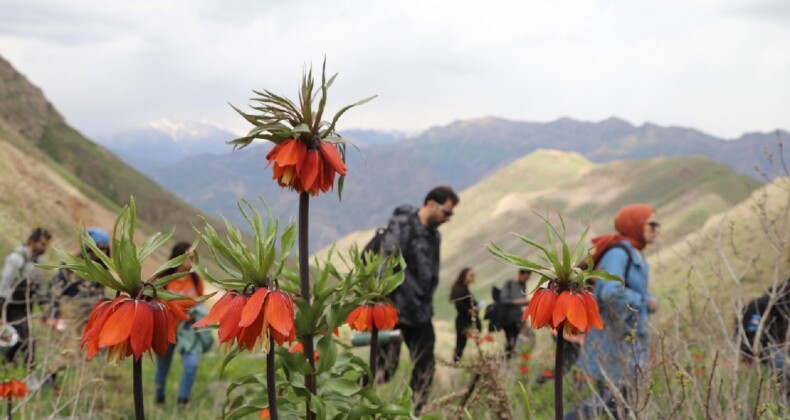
xmin=566 ymin=293 xmax=589 ymax=332
xmin=99 ymin=300 xmax=135 ymax=347
xmin=130 ymin=300 xmax=154 ymax=360
xmin=582 ymin=291 xmax=603 ymax=330
xmin=319 ymin=142 xmax=347 ymax=175
xmin=533 ymin=289 xmax=556 ymax=328
xmin=274 ymin=139 xmax=306 ymax=166
xmin=193 ymin=292 xmax=236 ymax=328
xmin=300 ymin=151 xmax=320 ymax=192
xmin=151 ymin=301 xmax=170 ymax=356
xmin=264 ymin=291 xmax=295 ymax=343
xmin=239 ymin=287 xmax=269 ymax=328
xmin=553 ymin=291 xmax=570 ymax=328
xmin=218 ymin=294 xmax=248 ymax=342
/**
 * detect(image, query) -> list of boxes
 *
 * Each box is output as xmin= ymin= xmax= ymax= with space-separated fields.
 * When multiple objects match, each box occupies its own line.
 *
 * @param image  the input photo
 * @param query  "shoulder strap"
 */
xmin=599 ymin=243 xmax=633 ymax=287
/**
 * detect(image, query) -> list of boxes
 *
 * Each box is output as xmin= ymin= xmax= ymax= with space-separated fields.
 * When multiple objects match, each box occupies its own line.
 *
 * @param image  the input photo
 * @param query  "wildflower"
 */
xmin=520 ymin=352 xmax=531 ymax=362
xmin=195 ymin=288 xmax=295 ymax=351
xmin=266 ymin=139 xmax=346 ymax=195
xmin=346 ymin=303 xmax=398 ymax=332
xmin=519 ymin=364 xmax=530 ymax=375
xmin=260 ymin=407 xmax=270 ymax=419
xmin=542 ymin=369 xmax=555 ymax=379
xmin=523 ymin=287 xmax=558 ymax=329
xmin=0 ymin=379 xmax=27 ymax=399
xmin=81 ymin=296 xmax=188 ymax=362
xmin=551 ymin=290 xmax=603 ymax=334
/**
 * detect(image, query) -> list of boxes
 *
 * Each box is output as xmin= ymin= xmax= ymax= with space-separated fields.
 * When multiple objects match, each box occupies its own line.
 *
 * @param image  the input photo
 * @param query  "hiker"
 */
xmin=154 ymin=242 xmax=211 ymax=407
xmin=499 ymin=269 xmax=530 ymax=359
xmin=567 ymin=204 xmax=660 ymax=419
xmin=46 ymin=228 xmax=110 ymax=385
xmin=0 ymin=227 xmax=51 ymax=366
xmin=376 ymin=186 xmax=459 ymax=414
xmin=739 ymin=249 xmax=790 ymax=402
xmin=450 ymin=267 xmax=481 ymax=362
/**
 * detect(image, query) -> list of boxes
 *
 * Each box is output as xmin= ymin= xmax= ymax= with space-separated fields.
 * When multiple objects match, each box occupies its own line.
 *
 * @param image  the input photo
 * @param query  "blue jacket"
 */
xmin=578 ymin=240 xmax=654 ymax=383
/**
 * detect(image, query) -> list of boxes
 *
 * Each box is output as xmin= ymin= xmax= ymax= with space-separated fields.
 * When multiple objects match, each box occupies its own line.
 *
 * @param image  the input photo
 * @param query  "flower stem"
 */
xmin=6 ymin=397 xmax=11 ymax=420
xmin=267 ymin=336 xmax=279 ymax=420
xmin=555 ymin=324 xmax=565 ymax=420
xmin=133 ymin=358 xmax=145 ymax=420
xmin=298 ymin=192 xmax=316 ymax=420
xmin=369 ymin=325 xmax=379 ymax=385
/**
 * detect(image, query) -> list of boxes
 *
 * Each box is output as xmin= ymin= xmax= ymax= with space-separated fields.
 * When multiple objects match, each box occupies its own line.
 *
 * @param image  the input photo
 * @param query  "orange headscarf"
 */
xmin=591 ymin=204 xmax=655 ymax=263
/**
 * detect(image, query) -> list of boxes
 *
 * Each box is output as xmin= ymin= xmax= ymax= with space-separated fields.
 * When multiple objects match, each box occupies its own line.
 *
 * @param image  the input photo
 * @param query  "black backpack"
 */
xmin=484 ymin=286 xmax=505 ymax=331
xmin=361 ymin=228 xmax=388 ymax=262
xmin=739 ymin=294 xmax=774 ymax=362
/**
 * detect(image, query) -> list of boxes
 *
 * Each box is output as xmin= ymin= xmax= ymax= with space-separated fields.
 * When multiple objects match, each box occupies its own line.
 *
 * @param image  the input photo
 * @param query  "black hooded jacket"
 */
xmin=381 ymin=205 xmax=441 ymax=326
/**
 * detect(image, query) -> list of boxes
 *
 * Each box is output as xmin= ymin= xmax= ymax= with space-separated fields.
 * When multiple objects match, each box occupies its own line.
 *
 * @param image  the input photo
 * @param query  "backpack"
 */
xmin=580 ymin=243 xmax=634 ymax=288
xmin=361 ymin=227 xmax=388 ymax=264
xmin=484 ymin=286 xmax=505 ymax=331
xmin=739 ymin=294 xmax=774 ymax=362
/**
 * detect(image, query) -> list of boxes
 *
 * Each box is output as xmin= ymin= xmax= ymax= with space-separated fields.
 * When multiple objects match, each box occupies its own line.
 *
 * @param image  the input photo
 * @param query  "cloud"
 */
xmin=0 ymin=0 xmax=787 ymax=139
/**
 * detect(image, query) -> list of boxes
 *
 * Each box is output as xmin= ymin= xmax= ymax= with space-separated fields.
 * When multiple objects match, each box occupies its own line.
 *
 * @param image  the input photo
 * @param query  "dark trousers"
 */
xmin=4 ymin=304 xmax=34 ymax=366
xmin=377 ymin=322 xmax=436 ymax=414
xmin=503 ymin=322 xmax=520 ymax=359
xmin=454 ymin=317 xmax=481 ymax=362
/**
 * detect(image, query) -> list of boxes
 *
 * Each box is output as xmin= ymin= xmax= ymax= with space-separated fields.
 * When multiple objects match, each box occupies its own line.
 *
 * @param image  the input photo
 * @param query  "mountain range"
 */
xmin=131 ymin=114 xmax=783 ymax=251
xmin=0 ymin=54 xmax=225 ymax=265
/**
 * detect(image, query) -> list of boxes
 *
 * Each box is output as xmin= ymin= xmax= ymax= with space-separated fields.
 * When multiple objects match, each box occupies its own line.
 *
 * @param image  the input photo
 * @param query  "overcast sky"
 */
xmin=1 ymin=0 xmax=788 ymax=139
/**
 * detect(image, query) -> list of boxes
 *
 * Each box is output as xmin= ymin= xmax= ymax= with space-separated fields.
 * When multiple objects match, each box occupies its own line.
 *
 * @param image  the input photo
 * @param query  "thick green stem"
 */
xmin=267 ymin=337 xmax=279 ymax=420
xmin=555 ymin=324 xmax=565 ymax=420
xmin=298 ymin=193 xmax=316 ymax=420
xmin=133 ymin=358 xmax=145 ymax=420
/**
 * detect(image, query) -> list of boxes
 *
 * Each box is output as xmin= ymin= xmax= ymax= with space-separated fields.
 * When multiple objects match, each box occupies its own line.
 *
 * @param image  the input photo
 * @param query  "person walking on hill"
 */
xmin=154 ymin=242 xmax=211 ymax=408
xmin=568 ymin=204 xmax=660 ymax=419
xmin=0 ymin=227 xmax=51 ymax=366
xmin=376 ymin=186 xmax=459 ymax=415
xmin=450 ymin=267 xmax=481 ymax=362
xmin=499 ymin=269 xmax=531 ymax=359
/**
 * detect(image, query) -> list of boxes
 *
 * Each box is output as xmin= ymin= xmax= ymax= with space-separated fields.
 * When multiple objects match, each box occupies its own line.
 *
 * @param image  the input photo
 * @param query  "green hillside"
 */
xmin=316 ymin=149 xmax=761 ymax=321
xmin=0 ymin=55 xmax=224 ymax=257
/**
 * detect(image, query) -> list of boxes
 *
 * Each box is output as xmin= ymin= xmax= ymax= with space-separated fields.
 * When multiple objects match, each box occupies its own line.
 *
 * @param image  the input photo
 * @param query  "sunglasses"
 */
xmin=647 ymin=221 xmax=661 ymax=230
xmin=435 ymin=203 xmax=453 ymax=217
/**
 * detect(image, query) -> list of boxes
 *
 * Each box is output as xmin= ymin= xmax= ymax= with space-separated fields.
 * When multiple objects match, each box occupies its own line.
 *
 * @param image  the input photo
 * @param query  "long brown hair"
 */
xmin=450 ymin=267 xmax=472 ymax=302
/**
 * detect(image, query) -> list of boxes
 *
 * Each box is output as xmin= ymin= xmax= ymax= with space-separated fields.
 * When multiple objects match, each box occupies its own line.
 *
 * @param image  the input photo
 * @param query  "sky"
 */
xmin=1 ymin=0 xmax=788 ymax=140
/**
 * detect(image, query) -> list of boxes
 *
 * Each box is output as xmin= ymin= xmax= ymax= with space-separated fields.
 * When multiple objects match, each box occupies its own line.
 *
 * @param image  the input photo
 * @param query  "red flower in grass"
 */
xmin=346 ymin=303 xmax=398 ymax=332
xmin=523 ymin=288 xmax=558 ymax=329
xmin=194 ymin=288 xmax=295 ymax=351
xmin=260 ymin=407 xmax=270 ymax=419
xmin=81 ymin=296 xmax=188 ymax=362
xmin=0 ymin=380 xmax=28 ymax=399
xmin=519 ymin=364 xmax=530 ymax=375
xmin=542 ymin=369 xmax=555 ymax=379
xmin=552 ymin=291 xmax=603 ymax=334
xmin=266 ymin=139 xmax=347 ymax=195
xmin=520 ymin=352 xmax=531 ymax=362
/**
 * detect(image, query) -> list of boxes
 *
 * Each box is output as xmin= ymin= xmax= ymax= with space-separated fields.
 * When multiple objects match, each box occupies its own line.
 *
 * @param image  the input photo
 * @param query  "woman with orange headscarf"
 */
xmin=568 ymin=204 xmax=660 ymax=419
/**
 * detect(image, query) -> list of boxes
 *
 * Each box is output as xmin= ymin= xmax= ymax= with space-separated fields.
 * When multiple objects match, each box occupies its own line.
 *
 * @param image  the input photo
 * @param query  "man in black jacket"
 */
xmin=378 ymin=186 xmax=459 ymax=414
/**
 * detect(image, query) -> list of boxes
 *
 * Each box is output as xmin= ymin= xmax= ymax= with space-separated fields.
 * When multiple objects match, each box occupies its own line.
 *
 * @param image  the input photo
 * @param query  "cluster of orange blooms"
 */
xmin=81 ymin=296 xmax=188 ymax=362
xmin=194 ymin=288 xmax=295 ymax=350
xmin=0 ymin=379 xmax=27 ymax=399
xmin=266 ymin=139 xmax=347 ymax=195
xmin=345 ymin=303 xmax=398 ymax=332
xmin=524 ymin=288 xmax=603 ymax=334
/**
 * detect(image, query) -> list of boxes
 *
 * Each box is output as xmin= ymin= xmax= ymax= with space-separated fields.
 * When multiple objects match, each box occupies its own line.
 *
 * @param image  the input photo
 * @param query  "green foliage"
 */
xmin=220 ymin=247 xmax=410 ymax=419
xmin=487 ymin=214 xmax=620 ymax=291
xmin=228 ymin=58 xmax=376 ymax=198
xmin=193 ymin=199 xmax=296 ymax=290
xmin=41 ymin=196 xmax=192 ymax=298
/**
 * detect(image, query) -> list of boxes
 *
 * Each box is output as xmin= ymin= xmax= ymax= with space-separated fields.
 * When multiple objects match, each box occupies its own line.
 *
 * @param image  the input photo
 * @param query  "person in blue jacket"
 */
xmin=568 ymin=204 xmax=660 ymax=419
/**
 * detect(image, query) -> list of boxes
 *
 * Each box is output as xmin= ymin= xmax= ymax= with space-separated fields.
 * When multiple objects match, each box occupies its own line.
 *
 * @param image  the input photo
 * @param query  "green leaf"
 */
xmin=323 ymin=377 xmax=361 ymax=397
